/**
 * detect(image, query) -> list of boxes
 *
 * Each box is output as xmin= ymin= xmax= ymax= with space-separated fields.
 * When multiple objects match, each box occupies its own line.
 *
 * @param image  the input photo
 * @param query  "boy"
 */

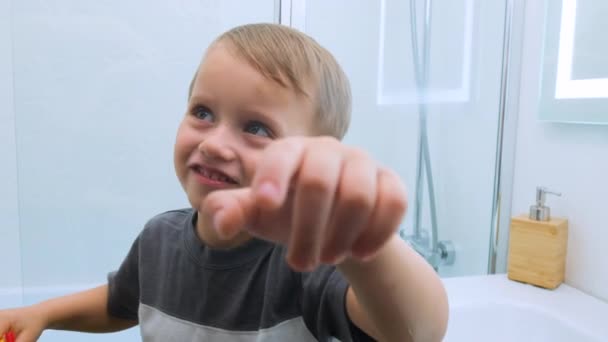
xmin=0 ymin=24 xmax=448 ymax=341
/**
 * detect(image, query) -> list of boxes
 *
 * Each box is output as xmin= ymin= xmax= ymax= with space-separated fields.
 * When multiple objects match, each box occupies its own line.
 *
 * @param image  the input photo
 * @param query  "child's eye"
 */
xmin=191 ymin=106 xmax=214 ymax=122
xmin=244 ymin=121 xmax=272 ymax=138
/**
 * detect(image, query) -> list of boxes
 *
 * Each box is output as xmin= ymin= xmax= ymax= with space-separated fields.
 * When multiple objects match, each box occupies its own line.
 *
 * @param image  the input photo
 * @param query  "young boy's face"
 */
xmin=174 ymin=42 xmax=316 ymax=219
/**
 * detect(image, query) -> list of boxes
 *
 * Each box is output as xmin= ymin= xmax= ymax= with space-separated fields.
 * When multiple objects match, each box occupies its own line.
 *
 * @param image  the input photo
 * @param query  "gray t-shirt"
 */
xmin=107 ymin=208 xmax=374 ymax=341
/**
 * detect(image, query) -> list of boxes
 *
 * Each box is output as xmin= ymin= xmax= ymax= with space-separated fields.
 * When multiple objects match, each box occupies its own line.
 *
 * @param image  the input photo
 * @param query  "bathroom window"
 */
xmin=539 ymin=0 xmax=608 ymax=124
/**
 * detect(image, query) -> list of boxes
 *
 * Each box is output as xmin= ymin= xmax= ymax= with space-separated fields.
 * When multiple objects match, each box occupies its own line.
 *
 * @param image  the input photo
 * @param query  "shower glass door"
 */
xmin=302 ymin=0 xmax=508 ymax=276
xmin=4 ymin=1 xmax=277 ymax=340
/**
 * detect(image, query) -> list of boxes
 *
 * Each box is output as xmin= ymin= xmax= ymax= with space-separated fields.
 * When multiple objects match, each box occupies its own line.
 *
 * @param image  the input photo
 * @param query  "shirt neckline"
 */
xmin=183 ymin=210 xmax=274 ymax=269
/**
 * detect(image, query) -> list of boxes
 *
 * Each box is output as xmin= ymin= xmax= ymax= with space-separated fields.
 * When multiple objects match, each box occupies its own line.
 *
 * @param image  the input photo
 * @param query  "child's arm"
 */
xmin=41 ymin=285 xmax=137 ymax=332
xmin=338 ymin=235 xmax=448 ymax=342
xmin=203 ymin=136 xmax=449 ymax=341
xmin=0 ymin=285 xmax=136 ymax=341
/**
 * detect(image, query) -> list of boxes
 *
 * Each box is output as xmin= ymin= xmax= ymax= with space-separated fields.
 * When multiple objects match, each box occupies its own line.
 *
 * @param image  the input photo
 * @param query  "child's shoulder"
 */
xmin=147 ymin=207 xmax=194 ymax=223
xmin=140 ymin=208 xmax=195 ymax=237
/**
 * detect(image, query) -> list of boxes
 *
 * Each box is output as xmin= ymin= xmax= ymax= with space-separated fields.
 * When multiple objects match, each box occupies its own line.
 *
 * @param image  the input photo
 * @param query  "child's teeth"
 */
xmin=196 ymin=166 xmax=233 ymax=183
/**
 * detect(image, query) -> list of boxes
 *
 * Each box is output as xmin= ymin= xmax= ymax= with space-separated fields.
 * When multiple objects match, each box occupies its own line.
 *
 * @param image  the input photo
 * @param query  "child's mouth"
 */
xmin=191 ymin=165 xmax=238 ymax=186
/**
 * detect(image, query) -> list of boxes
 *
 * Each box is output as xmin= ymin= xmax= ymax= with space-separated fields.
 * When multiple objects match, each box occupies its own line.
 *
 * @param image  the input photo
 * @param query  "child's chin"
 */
xmin=186 ymin=189 xmax=208 ymax=207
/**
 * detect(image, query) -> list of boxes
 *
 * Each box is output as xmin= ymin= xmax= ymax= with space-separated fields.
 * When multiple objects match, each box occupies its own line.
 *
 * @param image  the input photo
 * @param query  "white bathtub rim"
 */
xmin=443 ymin=274 xmax=608 ymax=340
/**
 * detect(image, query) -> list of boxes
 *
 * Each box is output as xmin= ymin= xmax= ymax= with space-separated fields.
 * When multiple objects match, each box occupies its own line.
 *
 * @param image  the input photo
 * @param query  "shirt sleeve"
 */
xmin=301 ymin=265 xmax=375 ymax=342
xmin=107 ymin=234 xmax=141 ymax=321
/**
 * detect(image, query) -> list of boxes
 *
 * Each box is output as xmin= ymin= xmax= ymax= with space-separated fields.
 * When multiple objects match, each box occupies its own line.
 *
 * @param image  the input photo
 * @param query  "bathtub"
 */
xmin=443 ymin=274 xmax=608 ymax=342
xmin=2 ymin=275 xmax=607 ymax=341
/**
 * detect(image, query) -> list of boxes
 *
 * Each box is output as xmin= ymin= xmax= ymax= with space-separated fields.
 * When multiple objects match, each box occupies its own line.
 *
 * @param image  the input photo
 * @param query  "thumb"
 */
xmin=201 ymin=188 xmax=257 ymax=240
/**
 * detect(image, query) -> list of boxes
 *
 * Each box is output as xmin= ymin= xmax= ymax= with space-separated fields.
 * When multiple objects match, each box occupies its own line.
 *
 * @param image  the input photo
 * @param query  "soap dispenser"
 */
xmin=507 ymin=186 xmax=568 ymax=289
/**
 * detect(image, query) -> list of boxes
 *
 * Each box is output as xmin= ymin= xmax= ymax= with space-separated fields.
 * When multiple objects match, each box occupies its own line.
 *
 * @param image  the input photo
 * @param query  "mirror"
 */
xmin=539 ymin=0 xmax=608 ymax=124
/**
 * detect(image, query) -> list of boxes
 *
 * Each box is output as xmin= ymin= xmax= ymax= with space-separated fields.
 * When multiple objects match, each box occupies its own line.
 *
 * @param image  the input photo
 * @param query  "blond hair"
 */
xmin=188 ymin=23 xmax=351 ymax=139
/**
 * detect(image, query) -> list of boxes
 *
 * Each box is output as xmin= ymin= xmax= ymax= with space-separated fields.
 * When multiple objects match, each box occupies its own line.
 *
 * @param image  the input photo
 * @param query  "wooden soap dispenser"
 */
xmin=508 ymin=186 xmax=568 ymax=289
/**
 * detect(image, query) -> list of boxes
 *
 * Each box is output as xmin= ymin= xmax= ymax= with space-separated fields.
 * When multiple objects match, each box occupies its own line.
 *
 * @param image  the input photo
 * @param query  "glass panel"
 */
xmin=0 ymin=0 xmax=23 ymax=308
xmin=11 ymin=0 xmax=276 ymax=340
xmin=304 ymin=0 xmax=507 ymax=276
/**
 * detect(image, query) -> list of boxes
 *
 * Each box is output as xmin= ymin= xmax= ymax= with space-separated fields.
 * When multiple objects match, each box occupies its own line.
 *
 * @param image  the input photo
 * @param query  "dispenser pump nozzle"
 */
xmin=530 ymin=186 xmax=561 ymax=221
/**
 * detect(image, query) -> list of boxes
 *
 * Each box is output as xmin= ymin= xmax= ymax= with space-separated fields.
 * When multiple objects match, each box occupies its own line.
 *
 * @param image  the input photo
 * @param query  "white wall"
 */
xmin=0 ymin=0 xmax=23 ymax=307
xmin=511 ymin=0 xmax=608 ymax=302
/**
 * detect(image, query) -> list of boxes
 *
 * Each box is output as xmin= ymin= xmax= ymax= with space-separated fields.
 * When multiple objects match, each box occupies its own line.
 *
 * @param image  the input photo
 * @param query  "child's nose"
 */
xmin=197 ymin=126 xmax=237 ymax=161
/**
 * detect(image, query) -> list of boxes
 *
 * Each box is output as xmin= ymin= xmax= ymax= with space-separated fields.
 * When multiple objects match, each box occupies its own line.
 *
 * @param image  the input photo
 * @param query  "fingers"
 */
xmin=202 ymin=184 xmax=293 ymax=245
xmin=1 ymin=328 xmax=21 ymax=342
xmin=16 ymin=330 xmax=37 ymax=342
xmin=202 ymin=188 xmax=256 ymax=240
xmin=201 ymin=138 xmax=308 ymax=245
xmin=351 ymin=168 xmax=408 ymax=260
xmin=251 ymin=138 xmax=306 ymax=209
xmin=201 ymin=136 xmax=409 ymax=271
xmin=287 ymin=139 xmax=342 ymax=271
xmin=320 ymin=150 xmax=376 ymax=264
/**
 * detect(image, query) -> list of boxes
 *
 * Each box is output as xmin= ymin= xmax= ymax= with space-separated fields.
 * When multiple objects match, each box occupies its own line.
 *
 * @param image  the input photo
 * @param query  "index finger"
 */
xmin=251 ymin=137 xmax=306 ymax=209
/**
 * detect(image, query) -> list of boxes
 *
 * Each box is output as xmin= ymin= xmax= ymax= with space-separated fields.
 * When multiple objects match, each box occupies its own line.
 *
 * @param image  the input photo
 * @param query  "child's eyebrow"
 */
xmin=188 ymin=94 xmax=215 ymax=107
